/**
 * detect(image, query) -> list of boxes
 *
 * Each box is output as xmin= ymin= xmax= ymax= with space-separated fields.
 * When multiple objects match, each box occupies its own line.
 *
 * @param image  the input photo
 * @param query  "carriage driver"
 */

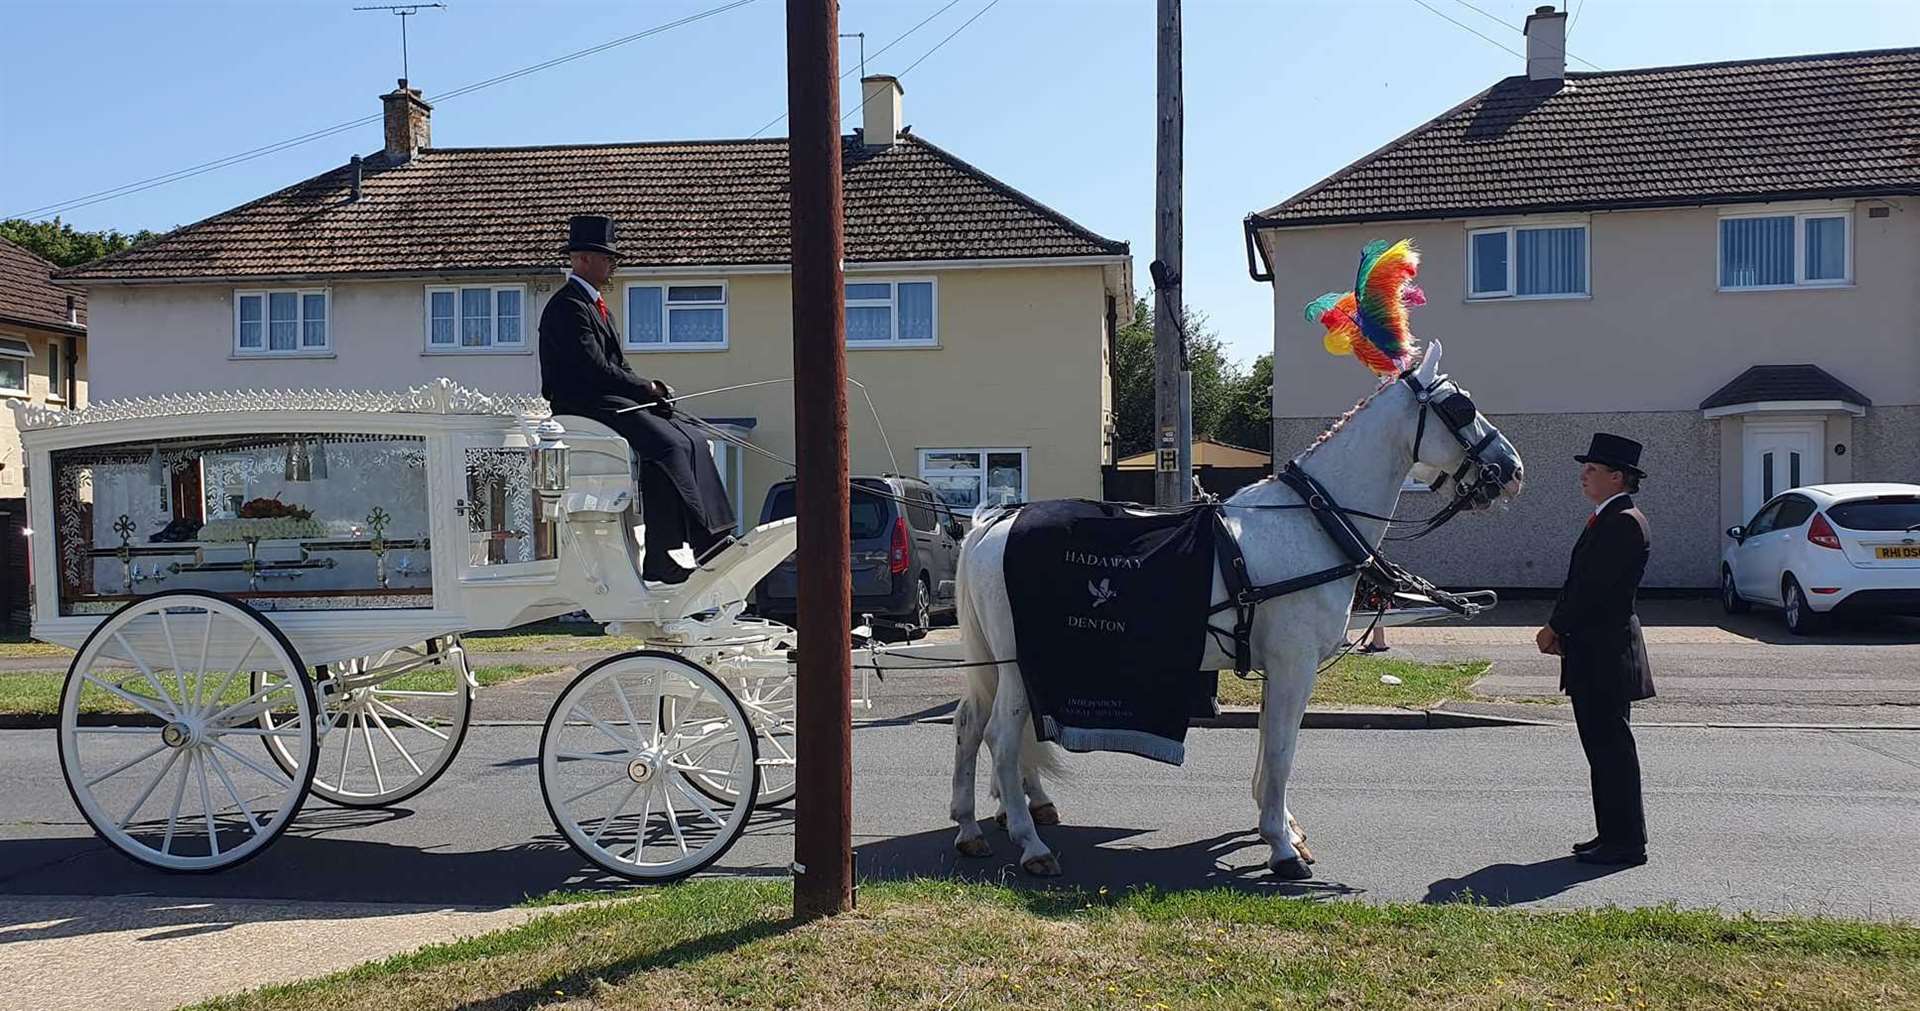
xmin=538 ymin=214 xmax=736 ymax=584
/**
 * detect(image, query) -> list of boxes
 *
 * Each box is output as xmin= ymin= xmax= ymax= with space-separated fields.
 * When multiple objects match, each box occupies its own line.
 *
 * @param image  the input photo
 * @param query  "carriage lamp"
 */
xmin=531 ymin=421 xmax=571 ymax=503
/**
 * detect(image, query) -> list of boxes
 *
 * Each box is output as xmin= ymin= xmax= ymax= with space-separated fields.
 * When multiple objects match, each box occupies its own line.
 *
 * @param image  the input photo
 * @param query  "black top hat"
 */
xmin=1574 ymin=432 xmax=1645 ymax=477
xmin=565 ymin=214 xmax=619 ymax=256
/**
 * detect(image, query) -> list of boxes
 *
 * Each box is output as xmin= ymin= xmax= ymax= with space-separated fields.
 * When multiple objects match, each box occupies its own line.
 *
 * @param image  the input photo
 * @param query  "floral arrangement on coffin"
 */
xmin=200 ymin=496 xmax=326 ymax=543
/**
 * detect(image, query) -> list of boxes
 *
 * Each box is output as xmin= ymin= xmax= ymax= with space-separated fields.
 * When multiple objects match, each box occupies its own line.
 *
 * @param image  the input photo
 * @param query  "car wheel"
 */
xmin=913 ymin=576 xmax=933 ymax=630
xmin=1720 ymin=567 xmax=1750 ymax=614
xmin=1783 ymin=575 xmax=1824 ymax=636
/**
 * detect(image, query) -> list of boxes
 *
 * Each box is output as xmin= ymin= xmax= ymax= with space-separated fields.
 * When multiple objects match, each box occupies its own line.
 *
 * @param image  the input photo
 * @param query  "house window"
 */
xmin=235 ymin=289 xmax=329 ymax=354
xmin=920 ymin=448 xmax=1026 ymax=510
xmin=846 ymin=279 xmax=936 ymax=345
xmin=0 ymin=338 xmax=29 ymax=396
xmin=425 ymin=285 xmax=526 ymax=351
xmin=1467 ymin=224 xmax=1588 ymax=298
xmin=1719 ymin=211 xmax=1851 ymax=289
xmin=624 ymin=282 xmax=728 ymax=350
xmin=47 ymin=338 xmax=63 ymax=401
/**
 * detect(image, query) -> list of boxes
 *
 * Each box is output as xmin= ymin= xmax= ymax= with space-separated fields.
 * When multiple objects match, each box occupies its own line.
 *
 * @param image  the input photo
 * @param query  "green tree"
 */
xmin=1111 ymin=294 xmax=1246 ymax=458
xmin=0 ymin=217 xmax=160 ymax=267
xmin=1215 ymin=353 xmax=1273 ymax=452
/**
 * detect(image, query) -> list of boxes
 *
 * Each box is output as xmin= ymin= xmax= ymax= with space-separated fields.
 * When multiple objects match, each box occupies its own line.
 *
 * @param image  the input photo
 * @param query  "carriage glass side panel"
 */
xmin=462 ymin=442 xmax=559 ymax=569
xmin=51 ymin=432 xmax=434 ymax=615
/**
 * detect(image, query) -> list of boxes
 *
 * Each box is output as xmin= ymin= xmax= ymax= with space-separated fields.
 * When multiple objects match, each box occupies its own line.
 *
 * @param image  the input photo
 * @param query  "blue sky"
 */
xmin=2 ymin=0 xmax=1913 ymax=363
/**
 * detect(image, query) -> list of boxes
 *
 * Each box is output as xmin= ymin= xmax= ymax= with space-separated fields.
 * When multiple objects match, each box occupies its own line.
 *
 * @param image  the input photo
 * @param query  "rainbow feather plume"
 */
xmin=1303 ymin=239 xmax=1425 ymax=377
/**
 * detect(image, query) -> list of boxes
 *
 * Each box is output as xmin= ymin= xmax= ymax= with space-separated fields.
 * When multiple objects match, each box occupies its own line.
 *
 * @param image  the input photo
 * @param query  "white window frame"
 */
xmin=1717 ymin=204 xmax=1853 ymax=292
xmin=0 ymin=338 xmax=30 ymax=398
xmin=845 ymin=276 xmax=938 ymax=348
xmin=46 ymin=338 xmax=63 ymax=402
xmin=423 ymin=284 xmax=529 ymax=353
xmin=622 ymin=280 xmax=730 ymax=352
xmin=1465 ymin=218 xmax=1590 ymax=301
xmin=918 ymin=447 xmax=1028 ymax=510
xmin=233 ymin=288 xmax=331 ymax=357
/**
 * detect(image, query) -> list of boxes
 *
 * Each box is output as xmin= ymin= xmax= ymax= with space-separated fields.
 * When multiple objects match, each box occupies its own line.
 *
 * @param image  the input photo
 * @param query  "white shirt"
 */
xmin=568 ymin=273 xmax=602 ymax=303
xmin=1593 ymin=491 xmax=1629 ymax=517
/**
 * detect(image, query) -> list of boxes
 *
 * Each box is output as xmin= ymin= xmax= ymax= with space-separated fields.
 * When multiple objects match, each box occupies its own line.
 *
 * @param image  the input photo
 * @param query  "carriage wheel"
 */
xmin=539 ymin=651 xmax=757 ymax=882
xmin=257 ymin=638 xmax=474 ymax=808
xmin=57 ymin=590 xmax=316 ymax=872
xmin=687 ymin=672 xmax=796 ymax=808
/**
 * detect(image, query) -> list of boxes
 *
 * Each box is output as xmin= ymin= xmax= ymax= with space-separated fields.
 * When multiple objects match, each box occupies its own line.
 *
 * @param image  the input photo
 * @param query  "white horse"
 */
xmin=949 ymin=340 xmax=1525 ymax=878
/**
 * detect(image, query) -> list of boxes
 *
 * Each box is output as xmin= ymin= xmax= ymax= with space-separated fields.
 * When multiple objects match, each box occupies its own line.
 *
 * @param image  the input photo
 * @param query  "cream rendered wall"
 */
xmin=0 ymin=326 xmax=85 ymax=499
xmin=1261 ymin=200 xmax=1919 ymax=420
xmin=82 ymin=264 xmax=1111 ymax=522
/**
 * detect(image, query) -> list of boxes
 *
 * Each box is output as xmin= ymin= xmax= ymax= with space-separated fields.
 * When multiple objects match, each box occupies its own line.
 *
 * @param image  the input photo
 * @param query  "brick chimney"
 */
xmin=861 ymin=75 xmax=903 ymax=148
xmin=381 ymin=78 xmax=432 ymax=161
xmin=1523 ymin=5 xmax=1567 ymax=83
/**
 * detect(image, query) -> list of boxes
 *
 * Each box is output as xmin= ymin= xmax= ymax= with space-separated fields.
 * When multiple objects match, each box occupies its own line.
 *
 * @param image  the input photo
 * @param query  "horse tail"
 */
xmin=954 ymin=504 xmax=1065 ymax=782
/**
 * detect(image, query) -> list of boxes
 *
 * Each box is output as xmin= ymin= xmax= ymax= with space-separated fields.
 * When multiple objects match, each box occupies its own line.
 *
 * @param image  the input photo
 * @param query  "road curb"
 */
xmin=1193 ymin=707 xmax=1554 ymax=730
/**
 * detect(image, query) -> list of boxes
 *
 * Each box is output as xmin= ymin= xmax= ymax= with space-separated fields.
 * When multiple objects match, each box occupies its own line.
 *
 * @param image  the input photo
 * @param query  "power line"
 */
xmin=1404 ymin=0 xmax=1527 ymax=63
xmin=1437 ymin=0 xmax=1602 ymax=70
xmin=839 ymin=0 xmax=1004 ymax=127
xmin=6 ymin=0 xmax=763 ymax=221
xmin=1569 ymin=0 xmax=1589 ymax=38
xmin=747 ymin=0 xmax=970 ymax=139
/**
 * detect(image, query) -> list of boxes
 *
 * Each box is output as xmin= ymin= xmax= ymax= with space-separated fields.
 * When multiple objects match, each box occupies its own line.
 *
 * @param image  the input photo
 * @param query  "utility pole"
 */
xmin=1153 ymin=0 xmax=1189 ymax=506
xmin=787 ymin=0 xmax=854 ymax=921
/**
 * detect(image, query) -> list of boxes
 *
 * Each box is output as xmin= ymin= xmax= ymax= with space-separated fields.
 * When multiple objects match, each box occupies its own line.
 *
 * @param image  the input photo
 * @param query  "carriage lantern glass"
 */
xmin=532 ymin=421 xmax=570 ymax=502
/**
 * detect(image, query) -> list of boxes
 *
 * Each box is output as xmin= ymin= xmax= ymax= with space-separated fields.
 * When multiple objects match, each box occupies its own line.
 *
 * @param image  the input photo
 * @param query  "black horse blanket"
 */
xmin=1004 ymin=500 xmax=1219 ymax=764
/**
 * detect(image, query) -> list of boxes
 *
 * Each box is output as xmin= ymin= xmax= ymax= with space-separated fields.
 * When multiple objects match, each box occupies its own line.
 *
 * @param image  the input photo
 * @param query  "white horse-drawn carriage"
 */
xmin=18 ymin=379 xmax=831 ymax=881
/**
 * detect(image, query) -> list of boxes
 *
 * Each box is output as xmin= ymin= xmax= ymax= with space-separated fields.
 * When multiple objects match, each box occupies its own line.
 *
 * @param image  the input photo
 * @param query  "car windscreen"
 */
xmin=1826 ymin=496 xmax=1920 ymax=532
xmin=764 ymin=484 xmax=893 ymax=539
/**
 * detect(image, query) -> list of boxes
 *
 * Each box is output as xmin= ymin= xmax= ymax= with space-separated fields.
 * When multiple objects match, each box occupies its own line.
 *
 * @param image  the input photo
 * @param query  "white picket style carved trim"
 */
xmin=8 ymin=378 xmax=551 ymax=431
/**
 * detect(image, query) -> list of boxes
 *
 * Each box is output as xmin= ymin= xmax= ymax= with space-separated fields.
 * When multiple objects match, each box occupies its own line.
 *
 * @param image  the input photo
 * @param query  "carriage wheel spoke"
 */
xmin=208 ymin=738 xmax=294 ymax=791
xmin=208 ymin=678 xmax=288 ymax=727
xmin=592 ymin=781 xmax=643 ymax=846
xmin=81 ymin=674 xmax=173 ymax=722
xmin=554 ymin=750 xmax=629 ymax=764
xmin=660 ymin=783 xmax=689 ymax=854
xmin=367 ymin=706 xmax=424 ymax=777
xmin=196 ymin=751 xmax=221 ymax=857
xmin=361 ymin=712 xmax=387 ymax=794
xmin=577 ymin=704 xmax=636 ymax=751
xmin=371 ymin=699 xmax=449 ymax=740
xmin=670 ymin=776 xmax=726 ymax=827
xmin=338 ymin=712 xmax=356 ymax=790
xmin=206 ymin=749 xmax=259 ymax=834
xmin=119 ymin=746 xmax=183 ymax=828
xmin=159 ymin=609 xmax=188 ymax=709
xmin=608 ymin=676 xmax=644 ymax=736
xmin=563 ymin=771 xmax=631 ymax=807
xmin=109 ymin=631 xmax=178 ymax=712
xmin=193 ymin=610 xmax=214 ymax=707
xmin=627 ymin=791 xmax=654 ymax=863
xmin=85 ymin=742 xmax=168 ymax=788
xmin=160 ymin=751 xmax=191 ymax=853
xmin=202 ymin=637 xmax=260 ymax=720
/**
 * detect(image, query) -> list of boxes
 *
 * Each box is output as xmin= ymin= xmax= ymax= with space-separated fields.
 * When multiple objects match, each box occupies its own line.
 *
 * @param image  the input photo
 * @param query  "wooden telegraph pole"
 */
xmin=786 ymin=0 xmax=854 ymax=920
xmin=1153 ymin=0 xmax=1188 ymax=506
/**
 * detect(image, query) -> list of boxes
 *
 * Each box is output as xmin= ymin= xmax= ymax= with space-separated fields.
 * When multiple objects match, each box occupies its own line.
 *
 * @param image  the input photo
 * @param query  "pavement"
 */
xmin=3 ymin=720 xmax=1918 ymax=1009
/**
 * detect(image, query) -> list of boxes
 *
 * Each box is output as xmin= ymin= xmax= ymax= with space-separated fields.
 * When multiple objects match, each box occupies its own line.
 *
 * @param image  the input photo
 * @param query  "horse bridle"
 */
xmin=1395 ymin=371 xmax=1509 ymax=538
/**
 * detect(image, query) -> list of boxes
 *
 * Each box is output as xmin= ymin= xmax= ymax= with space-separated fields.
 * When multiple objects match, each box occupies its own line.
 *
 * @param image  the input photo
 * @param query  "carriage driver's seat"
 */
xmin=545 ymin=414 xmax=653 ymax=560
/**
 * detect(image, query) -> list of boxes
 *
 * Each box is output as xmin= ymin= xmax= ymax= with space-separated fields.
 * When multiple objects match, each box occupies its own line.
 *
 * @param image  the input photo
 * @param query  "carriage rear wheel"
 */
xmin=256 ymin=638 xmax=474 ymax=808
xmin=539 ymin=651 xmax=758 ymax=881
xmin=687 ymin=671 xmax=796 ymax=808
xmin=57 ymin=590 xmax=317 ymax=872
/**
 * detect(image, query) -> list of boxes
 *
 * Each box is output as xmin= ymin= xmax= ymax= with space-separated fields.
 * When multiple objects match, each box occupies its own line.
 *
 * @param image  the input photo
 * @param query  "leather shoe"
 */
xmin=1575 ymin=844 xmax=1647 ymax=866
xmin=1571 ymin=836 xmax=1604 ymax=855
xmin=642 ymin=565 xmax=693 ymax=586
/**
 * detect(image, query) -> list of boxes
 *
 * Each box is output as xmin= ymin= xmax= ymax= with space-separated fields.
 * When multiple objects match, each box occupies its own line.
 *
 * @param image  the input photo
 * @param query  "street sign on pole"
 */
xmin=786 ymin=0 xmax=854 ymax=921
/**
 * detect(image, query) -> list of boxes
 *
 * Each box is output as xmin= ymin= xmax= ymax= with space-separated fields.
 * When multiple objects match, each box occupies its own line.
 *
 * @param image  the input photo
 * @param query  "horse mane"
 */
xmin=1300 ymin=374 xmax=1398 ymax=459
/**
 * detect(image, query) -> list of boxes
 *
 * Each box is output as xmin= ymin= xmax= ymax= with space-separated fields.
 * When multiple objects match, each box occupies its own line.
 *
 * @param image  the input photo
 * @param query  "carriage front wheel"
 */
xmin=57 ymin=590 xmax=318 ymax=872
xmin=539 ymin=651 xmax=758 ymax=882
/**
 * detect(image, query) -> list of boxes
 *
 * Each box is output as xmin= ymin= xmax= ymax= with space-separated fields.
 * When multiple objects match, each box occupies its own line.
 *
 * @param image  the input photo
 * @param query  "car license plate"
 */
xmin=1873 ymin=545 xmax=1920 ymax=560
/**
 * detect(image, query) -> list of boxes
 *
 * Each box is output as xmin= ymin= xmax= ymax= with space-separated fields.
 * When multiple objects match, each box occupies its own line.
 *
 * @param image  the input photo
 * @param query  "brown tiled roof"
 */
xmin=60 ymin=134 xmax=1126 ymax=282
xmin=0 ymin=238 xmax=85 ymax=333
xmin=1700 ymin=364 xmax=1872 ymax=410
xmin=1254 ymin=48 xmax=1920 ymax=227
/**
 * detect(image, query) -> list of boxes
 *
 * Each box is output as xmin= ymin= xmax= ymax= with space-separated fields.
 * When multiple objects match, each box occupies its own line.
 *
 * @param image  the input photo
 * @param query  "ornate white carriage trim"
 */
xmin=8 ymin=377 xmax=551 ymax=431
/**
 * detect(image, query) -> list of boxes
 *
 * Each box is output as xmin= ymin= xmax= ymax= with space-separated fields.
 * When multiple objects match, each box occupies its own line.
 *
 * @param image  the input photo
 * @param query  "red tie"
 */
xmin=1586 ymin=513 xmax=1598 ymax=530
xmin=595 ymin=296 xmax=609 ymax=322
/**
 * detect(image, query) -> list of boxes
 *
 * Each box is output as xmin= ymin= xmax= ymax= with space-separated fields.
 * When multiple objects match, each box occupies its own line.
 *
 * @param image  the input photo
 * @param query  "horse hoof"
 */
xmin=1022 ymin=853 xmax=1062 ymax=877
xmin=1030 ymin=803 xmax=1060 ymax=826
xmin=955 ymin=837 xmax=993 ymax=859
xmin=1269 ymin=857 xmax=1313 ymax=880
xmin=994 ymin=810 xmax=1007 ymax=829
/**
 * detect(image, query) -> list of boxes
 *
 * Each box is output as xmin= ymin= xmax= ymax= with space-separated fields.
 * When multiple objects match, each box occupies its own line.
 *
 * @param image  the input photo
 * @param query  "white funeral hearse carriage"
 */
xmin=16 ymin=379 xmax=833 ymax=881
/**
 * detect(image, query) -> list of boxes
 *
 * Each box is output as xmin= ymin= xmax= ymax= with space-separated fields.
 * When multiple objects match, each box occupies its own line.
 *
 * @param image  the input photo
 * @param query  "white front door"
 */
xmin=1742 ymin=421 xmax=1824 ymax=523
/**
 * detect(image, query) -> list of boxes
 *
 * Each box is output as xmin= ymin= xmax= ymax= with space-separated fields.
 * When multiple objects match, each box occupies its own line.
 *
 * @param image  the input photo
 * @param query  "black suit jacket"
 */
xmin=538 ymin=278 xmax=660 ymax=413
xmin=1551 ymin=494 xmax=1656 ymax=701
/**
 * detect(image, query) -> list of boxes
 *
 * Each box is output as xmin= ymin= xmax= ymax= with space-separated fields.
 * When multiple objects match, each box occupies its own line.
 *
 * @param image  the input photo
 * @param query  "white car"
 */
xmin=1720 ymin=483 xmax=1920 ymax=635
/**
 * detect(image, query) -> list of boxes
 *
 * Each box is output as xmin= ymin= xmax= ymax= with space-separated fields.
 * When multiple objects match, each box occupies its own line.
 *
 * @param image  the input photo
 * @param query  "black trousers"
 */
xmin=561 ymin=401 xmax=736 ymax=574
xmin=1569 ymin=687 xmax=1647 ymax=847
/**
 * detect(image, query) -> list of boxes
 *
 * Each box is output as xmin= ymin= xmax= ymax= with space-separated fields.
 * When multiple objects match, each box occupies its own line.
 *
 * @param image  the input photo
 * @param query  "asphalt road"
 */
xmin=4 ymin=721 xmax=1916 ymax=920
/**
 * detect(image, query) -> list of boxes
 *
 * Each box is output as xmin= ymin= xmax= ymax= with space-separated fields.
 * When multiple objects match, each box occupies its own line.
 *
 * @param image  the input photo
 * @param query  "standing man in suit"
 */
xmin=1536 ymin=433 xmax=1656 ymax=867
xmin=539 ymin=214 xmax=736 ymax=584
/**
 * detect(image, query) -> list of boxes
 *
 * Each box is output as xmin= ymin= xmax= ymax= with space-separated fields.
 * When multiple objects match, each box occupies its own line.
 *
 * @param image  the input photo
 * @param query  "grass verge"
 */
xmin=1217 ymin=655 xmax=1492 ymax=709
xmin=0 ymin=664 xmax=558 ymax=716
xmin=188 ymin=879 xmax=1920 ymax=1011
xmin=463 ymin=619 xmax=651 ymax=654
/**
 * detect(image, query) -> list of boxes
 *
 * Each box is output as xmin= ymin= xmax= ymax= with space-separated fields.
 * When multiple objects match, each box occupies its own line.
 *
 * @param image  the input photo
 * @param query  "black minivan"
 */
xmin=753 ymin=475 xmax=966 ymax=629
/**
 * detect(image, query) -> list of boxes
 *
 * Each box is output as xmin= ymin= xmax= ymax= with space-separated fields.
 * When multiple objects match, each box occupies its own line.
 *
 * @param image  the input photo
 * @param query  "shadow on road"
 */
xmin=1422 ymin=855 xmax=1631 ymax=907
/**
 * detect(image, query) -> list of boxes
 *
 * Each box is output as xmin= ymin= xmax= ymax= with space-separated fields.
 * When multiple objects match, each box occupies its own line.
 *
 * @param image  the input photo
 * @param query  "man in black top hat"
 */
xmin=538 ymin=214 xmax=736 ymax=584
xmin=1536 ymin=432 xmax=1656 ymax=866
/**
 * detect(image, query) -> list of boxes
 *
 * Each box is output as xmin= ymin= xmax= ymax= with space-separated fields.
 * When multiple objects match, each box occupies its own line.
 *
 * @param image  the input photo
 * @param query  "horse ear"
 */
xmin=1414 ymin=339 xmax=1444 ymax=384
